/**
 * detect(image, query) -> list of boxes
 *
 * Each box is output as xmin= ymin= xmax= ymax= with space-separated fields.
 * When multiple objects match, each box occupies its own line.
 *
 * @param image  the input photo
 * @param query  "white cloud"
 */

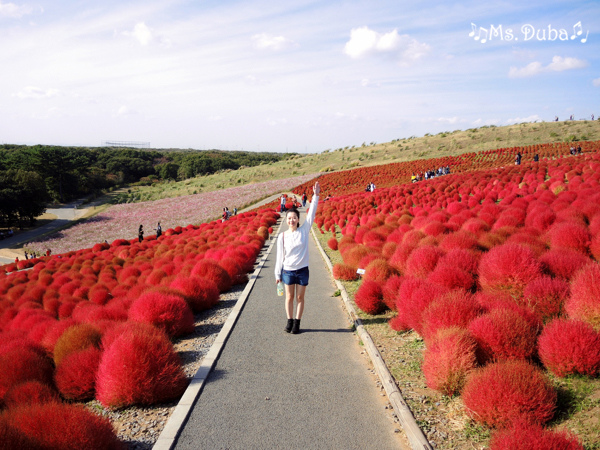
xmin=343 ymin=26 xmax=430 ymax=63
xmin=116 ymin=105 xmax=138 ymax=117
xmin=123 ymin=22 xmax=153 ymax=46
xmin=509 ymin=56 xmax=587 ymax=78
xmin=437 ymin=116 xmax=460 ymax=124
xmin=14 ymin=86 xmax=59 ymax=99
xmin=266 ymin=117 xmax=288 ymax=126
xmin=592 ymin=77 xmax=600 ymax=87
xmin=252 ymin=33 xmax=296 ymax=51
xmin=0 ymin=0 xmax=33 ymax=18
xmin=506 ymin=115 xmax=541 ymax=124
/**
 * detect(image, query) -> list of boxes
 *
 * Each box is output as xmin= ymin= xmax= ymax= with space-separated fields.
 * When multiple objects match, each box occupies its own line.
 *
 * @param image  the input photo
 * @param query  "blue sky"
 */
xmin=1 ymin=0 xmax=598 ymax=152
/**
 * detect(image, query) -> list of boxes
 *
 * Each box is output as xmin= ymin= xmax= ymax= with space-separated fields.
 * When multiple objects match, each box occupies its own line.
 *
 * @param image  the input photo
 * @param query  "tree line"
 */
xmin=0 ymin=145 xmax=292 ymax=228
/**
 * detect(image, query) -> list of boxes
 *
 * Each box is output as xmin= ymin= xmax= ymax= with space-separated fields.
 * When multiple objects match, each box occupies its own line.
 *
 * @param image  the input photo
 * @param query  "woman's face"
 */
xmin=286 ymin=211 xmax=299 ymax=229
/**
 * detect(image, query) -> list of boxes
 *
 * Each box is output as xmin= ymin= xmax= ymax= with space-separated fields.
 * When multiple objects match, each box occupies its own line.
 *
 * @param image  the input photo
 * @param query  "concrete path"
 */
xmin=174 ymin=213 xmax=403 ymax=450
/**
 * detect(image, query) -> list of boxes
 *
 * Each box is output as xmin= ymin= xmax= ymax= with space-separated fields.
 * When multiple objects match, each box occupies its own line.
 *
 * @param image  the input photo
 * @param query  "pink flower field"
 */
xmin=26 ymin=175 xmax=318 ymax=254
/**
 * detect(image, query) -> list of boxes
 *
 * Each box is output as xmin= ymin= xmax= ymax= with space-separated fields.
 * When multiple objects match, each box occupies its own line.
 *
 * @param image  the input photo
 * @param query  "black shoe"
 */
xmin=291 ymin=319 xmax=301 ymax=334
xmin=284 ymin=319 xmax=293 ymax=333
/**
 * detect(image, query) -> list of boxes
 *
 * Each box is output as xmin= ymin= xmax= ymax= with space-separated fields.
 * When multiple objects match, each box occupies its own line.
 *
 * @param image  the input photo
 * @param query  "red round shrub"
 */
xmin=490 ymin=421 xmax=583 ymax=450
xmin=439 ymin=230 xmax=479 ymax=251
xmin=422 ymin=327 xmax=478 ymax=396
xmin=478 ymin=244 xmax=541 ymax=297
xmin=170 ymin=276 xmax=220 ymax=312
xmin=53 ymin=323 xmax=102 ymax=366
xmin=332 ymin=263 xmax=359 ymax=281
xmin=4 ymin=402 xmax=124 ymax=449
xmin=548 ymin=221 xmax=590 ymax=254
xmin=468 ymin=308 xmax=539 ymax=363
xmin=539 ymin=248 xmax=591 ymax=281
xmin=95 ymin=326 xmax=188 ymax=408
xmin=427 ymin=264 xmax=475 ymax=291
xmin=538 ymin=318 xmax=600 ymax=377
xmin=0 ymin=346 xmax=54 ymax=402
xmin=382 ymin=275 xmax=403 ymax=311
xmin=396 ymin=281 xmax=448 ymax=335
xmin=388 ymin=314 xmax=409 ymax=332
xmin=364 ymin=259 xmax=396 ymax=284
xmin=354 ymin=280 xmax=385 ymax=315
xmin=40 ymin=318 xmax=78 ymax=354
xmin=128 ymin=290 xmax=194 ymax=337
xmin=421 ymin=291 xmax=481 ymax=341
xmin=404 ymin=245 xmax=445 ymax=278
xmin=327 ymin=237 xmax=338 ymax=251
xmin=388 ymin=243 xmax=416 ymax=273
xmin=219 ymin=257 xmax=248 ymax=285
xmin=462 ymin=360 xmax=556 ymax=428
xmin=3 ymin=380 xmax=60 ymax=407
xmin=522 ymin=276 xmax=569 ymax=321
xmin=55 ymin=346 xmax=103 ymax=401
xmin=564 ymin=263 xmax=600 ymax=328
xmin=190 ymin=259 xmax=232 ymax=292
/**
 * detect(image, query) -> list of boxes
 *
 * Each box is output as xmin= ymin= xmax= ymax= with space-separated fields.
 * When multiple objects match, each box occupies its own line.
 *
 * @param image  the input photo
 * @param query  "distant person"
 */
xmin=370 ymin=182 xmax=375 ymax=191
xmin=301 ymin=192 xmax=307 ymax=207
xmin=46 ymin=249 xmax=51 ymax=256
xmin=515 ymin=153 xmax=522 ymax=165
xmin=577 ymin=145 xmax=582 ymax=154
xmin=233 ymin=207 xmax=238 ymax=215
xmin=275 ymin=181 xmax=320 ymax=335
xmin=280 ymin=194 xmax=287 ymax=213
xmin=24 ymin=251 xmax=29 ymax=260
xmin=15 ymin=257 xmax=19 ymax=264
xmin=155 ymin=222 xmax=162 ymax=238
xmin=222 ymin=208 xmax=228 ymax=222
xmin=592 ymin=114 xmax=595 ymax=121
xmin=533 ymin=154 xmax=539 ymax=162
xmin=138 ymin=225 xmax=144 ymax=243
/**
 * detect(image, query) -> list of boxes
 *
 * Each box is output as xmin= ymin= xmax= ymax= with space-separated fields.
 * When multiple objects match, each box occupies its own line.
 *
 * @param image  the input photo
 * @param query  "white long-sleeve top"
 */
xmin=274 ymin=195 xmax=319 ymax=280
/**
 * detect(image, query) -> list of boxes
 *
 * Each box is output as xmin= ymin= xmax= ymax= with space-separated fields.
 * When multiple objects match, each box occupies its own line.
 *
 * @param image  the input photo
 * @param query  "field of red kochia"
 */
xmin=0 ymin=209 xmax=277 ymax=448
xmin=311 ymin=144 xmax=600 ymax=448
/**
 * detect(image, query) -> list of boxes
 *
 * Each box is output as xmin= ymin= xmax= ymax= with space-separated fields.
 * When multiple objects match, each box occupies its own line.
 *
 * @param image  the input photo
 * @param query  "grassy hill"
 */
xmin=110 ymin=120 xmax=600 ymax=203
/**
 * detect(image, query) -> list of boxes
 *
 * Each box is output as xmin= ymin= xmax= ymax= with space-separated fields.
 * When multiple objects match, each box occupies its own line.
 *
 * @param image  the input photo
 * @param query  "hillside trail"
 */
xmin=172 ymin=204 xmax=405 ymax=449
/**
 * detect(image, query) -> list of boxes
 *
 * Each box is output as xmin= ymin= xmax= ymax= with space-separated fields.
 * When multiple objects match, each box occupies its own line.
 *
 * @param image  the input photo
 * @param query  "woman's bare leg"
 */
xmin=285 ymin=284 xmax=296 ymax=319
xmin=295 ymin=285 xmax=307 ymax=319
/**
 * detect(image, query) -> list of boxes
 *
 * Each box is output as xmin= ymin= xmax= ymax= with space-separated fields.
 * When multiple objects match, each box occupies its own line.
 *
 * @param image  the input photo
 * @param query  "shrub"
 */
xmin=539 ymin=249 xmax=591 ymax=281
xmin=128 ymin=290 xmax=194 ymax=337
xmin=382 ymin=275 xmax=403 ymax=311
xmin=190 ymin=259 xmax=232 ymax=292
xmin=95 ymin=326 xmax=188 ymax=408
xmin=538 ymin=318 xmax=600 ymax=377
xmin=564 ymin=263 xmax=600 ymax=328
xmin=522 ymin=276 xmax=569 ymax=321
xmin=478 ymin=244 xmax=541 ymax=297
xmin=404 ymin=245 xmax=445 ymax=278
xmin=422 ymin=327 xmax=477 ymax=396
xmin=3 ymin=380 xmax=60 ymax=407
xmin=55 ymin=347 xmax=103 ymax=401
xmin=396 ymin=281 xmax=448 ymax=335
xmin=364 ymin=259 xmax=396 ymax=284
xmin=468 ymin=308 xmax=539 ymax=363
xmin=421 ymin=291 xmax=481 ymax=341
xmin=388 ymin=243 xmax=416 ymax=273
xmin=354 ymin=280 xmax=385 ymax=315
xmin=53 ymin=323 xmax=102 ymax=366
xmin=489 ymin=421 xmax=584 ymax=450
xmin=548 ymin=221 xmax=590 ymax=254
xmin=0 ymin=346 xmax=54 ymax=402
xmin=427 ymin=264 xmax=475 ymax=291
xmin=4 ymin=402 xmax=124 ymax=449
xmin=462 ymin=360 xmax=556 ymax=428
xmin=439 ymin=230 xmax=479 ymax=251
xmin=327 ymin=237 xmax=338 ymax=251
xmin=332 ymin=263 xmax=359 ymax=281
xmin=219 ymin=257 xmax=249 ymax=285
xmin=388 ymin=314 xmax=409 ymax=332
xmin=40 ymin=318 xmax=78 ymax=354
xmin=170 ymin=276 xmax=220 ymax=312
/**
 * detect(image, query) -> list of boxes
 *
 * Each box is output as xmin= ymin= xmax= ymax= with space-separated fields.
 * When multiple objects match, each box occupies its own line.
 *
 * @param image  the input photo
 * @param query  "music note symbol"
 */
xmin=581 ymin=30 xmax=589 ymax=43
xmin=469 ymin=23 xmax=477 ymax=38
xmin=475 ymin=27 xmax=489 ymax=43
xmin=571 ymin=21 xmax=583 ymax=40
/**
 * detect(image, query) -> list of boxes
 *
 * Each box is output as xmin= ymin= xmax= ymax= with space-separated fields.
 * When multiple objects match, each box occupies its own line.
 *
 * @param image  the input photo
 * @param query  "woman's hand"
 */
xmin=276 ymin=279 xmax=281 ymax=285
xmin=313 ymin=181 xmax=320 ymax=196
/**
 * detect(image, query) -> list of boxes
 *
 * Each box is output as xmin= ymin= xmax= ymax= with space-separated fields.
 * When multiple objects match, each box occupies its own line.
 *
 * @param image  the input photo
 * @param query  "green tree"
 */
xmin=0 ymin=169 xmax=49 ymax=227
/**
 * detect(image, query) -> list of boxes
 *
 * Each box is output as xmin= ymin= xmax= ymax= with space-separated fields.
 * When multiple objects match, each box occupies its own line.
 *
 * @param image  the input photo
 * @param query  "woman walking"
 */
xmin=275 ymin=181 xmax=320 ymax=334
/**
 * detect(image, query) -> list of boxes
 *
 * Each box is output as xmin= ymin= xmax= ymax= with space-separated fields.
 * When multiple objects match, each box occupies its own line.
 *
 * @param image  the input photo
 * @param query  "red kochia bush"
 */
xmin=170 ymin=276 xmax=220 ymax=312
xmin=522 ymin=276 xmax=569 ymax=321
xmin=382 ymin=275 xmax=403 ymax=311
xmin=422 ymin=327 xmax=478 ymax=396
xmin=53 ymin=323 xmax=102 ymax=366
xmin=128 ymin=291 xmax=194 ymax=337
xmin=421 ymin=290 xmax=481 ymax=341
xmin=404 ymin=245 xmax=444 ymax=278
xmin=548 ymin=221 xmax=590 ymax=254
xmin=539 ymin=248 xmax=590 ymax=281
xmin=537 ymin=318 xmax=600 ymax=377
xmin=564 ymin=263 xmax=600 ymax=329
xmin=0 ymin=345 xmax=54 ymax=402
xmin=190 ymin=259 xmax=232 ymax=292
xmin=4 ymin=402 xmax=124 ymax=449
xmin=55 ymin=347 xmax=103 ymax=401
xmin=462 ymin=360 xmax=556 ymax=429
xmin=3 ymin=380 xmax=60 ymax=407
xmin=396 ymin=281 xmax=448 ymax=335
xmin=327 ymin=237 xmax=338 ymax=250
xmin=364 ymin=259 xmax=396 ymax=284
xmin=95 ymin=326 xmax=188 ymax=408
xmin=478 ymin=244 xmax=541 ymax=297
xmin=332 ymin=263 xmax=359 ymax=281
xmin=468 ymin=308 xmax=539 ymax=363
xmin=490 ymin=421 xmax=584 ymax=450
xmin=354 ymin=280 xmax=385 ymax=315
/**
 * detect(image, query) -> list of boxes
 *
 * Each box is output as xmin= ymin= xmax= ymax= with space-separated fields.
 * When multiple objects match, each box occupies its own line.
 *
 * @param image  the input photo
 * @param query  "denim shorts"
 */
xmin=281 ymin=266 xmax=309 ymax=286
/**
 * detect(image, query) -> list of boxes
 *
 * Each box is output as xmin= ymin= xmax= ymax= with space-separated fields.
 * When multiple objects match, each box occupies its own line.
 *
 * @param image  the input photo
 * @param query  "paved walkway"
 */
xmin=173 ymin=212 xmax=403 ymax=449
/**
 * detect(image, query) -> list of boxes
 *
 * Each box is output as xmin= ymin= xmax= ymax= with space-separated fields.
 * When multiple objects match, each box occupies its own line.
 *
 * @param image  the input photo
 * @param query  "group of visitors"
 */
xmin=221 ymin=207 xmax=237 ymax=221
xmin=138 ymin=222 xmax=163 ymax=242
xmin=281 ymin=194 xmax=305 ymax=212
xmin=411 ymin=166 xmax=451 ymax=183
xmin=570 ymin=146 xmax=583 ymax=155
xmin=364 ymin=182 xmax=376 ymax=192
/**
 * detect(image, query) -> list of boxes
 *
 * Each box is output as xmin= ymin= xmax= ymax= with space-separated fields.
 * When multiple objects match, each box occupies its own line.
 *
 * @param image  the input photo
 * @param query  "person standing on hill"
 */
xmin=155 ymin=222 xmax=162 ymax=239
xmin=138 ymin=225 xmax=144 ymax=243
xmin=275 ymin=181 xmax=320 ymax=334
